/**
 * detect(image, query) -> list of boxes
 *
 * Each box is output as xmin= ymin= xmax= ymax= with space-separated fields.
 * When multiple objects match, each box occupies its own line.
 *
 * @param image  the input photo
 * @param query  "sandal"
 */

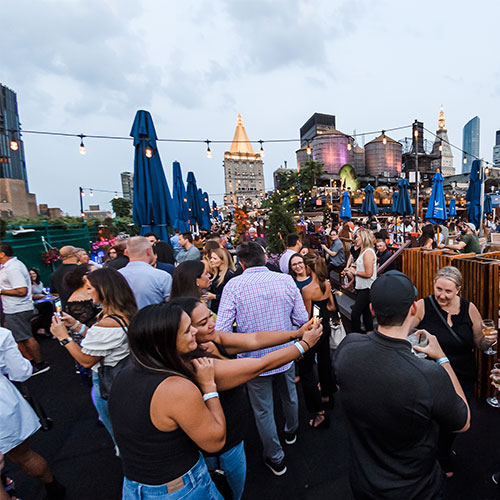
xmin=308 ymin=412 xmax=330 ymax=429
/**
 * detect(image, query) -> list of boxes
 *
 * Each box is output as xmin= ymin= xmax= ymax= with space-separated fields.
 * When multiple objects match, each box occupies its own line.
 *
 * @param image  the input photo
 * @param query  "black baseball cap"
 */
xmin=371 ymin=271 xmax=418 ymax=317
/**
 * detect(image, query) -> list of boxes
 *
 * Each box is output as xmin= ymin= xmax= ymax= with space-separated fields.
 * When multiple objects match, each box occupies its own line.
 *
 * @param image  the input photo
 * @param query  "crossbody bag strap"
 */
xmin=428 ymin=295 xmax=467 ymax=346
xmin=105 ymin=314 xmax=128 ymax=333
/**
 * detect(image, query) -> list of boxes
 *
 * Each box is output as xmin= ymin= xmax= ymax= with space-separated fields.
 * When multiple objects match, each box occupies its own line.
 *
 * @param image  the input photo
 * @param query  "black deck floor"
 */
xmin=4 ymin=335 xmax=500 ymax=500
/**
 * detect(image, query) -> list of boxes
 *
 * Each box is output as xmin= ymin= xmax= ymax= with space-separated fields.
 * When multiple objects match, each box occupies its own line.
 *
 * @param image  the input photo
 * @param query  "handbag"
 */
xmin=328 ymin=290 xmax=346 ymax=349
xmin=208 ymin=456 xmax=233 ymax=500
xmin=97 ymin=314 xmax=130 ymax=401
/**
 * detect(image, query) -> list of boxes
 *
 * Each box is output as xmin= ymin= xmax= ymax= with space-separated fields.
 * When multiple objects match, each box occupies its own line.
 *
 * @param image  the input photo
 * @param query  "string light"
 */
xmin=9 ymin=140 xmax=18 ymax=151
xmin=382 ymin=131 xmax=387 ymax=145
xmin=206 ymin=140 xmax=212 ymax=159
xmin=79 ymin=134 xmax=86 ymax=155
xmin=306 ymin=143 xmax=312 ymax=156
xmin=463 ymin=156 xmax=468 ymax=164
xmin=114 ymin=192 xmax=118 ymax=199
xmin=259 ymin=140 xmax=264 ymax=157
xmin=145 ymin=147 xmax=153 ymax=158
xmin=438 ymin=144 xmax=443 ymax=152
xmin=89 ymin=189 xmax=94 ymax=197
xmin=347 ymin=142 xmax=352 ymax=151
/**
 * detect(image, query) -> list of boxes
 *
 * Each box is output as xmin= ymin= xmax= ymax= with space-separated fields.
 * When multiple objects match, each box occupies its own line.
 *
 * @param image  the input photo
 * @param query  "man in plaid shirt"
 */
xmin=216 ymin=241 xmax=309 ymax=475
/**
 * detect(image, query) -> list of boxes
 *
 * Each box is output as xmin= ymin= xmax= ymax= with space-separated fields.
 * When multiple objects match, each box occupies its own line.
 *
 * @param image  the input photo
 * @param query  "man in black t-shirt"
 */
xmin=49 ymin=246 xmax=78 ymax=308
xmin=335 ymin=271 xmax=470 ymax=499
xmin=375 ymin=238 xmax=395 ymax=272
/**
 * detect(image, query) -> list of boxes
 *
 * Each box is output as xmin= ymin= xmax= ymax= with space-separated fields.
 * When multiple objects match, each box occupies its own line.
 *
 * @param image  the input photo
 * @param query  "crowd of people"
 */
xmin=0 ymin=215 xmax=499 ymax=500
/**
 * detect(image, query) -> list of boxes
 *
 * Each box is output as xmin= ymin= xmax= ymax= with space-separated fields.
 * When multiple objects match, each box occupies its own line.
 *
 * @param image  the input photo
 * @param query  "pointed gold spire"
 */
xmin=438 ymin=106 xmax=446 ymax=130
xmin=228 ymin=113 xmax=255 ymax=156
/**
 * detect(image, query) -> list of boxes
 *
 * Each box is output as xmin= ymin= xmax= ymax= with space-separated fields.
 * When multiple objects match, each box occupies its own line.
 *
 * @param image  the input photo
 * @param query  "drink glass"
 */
xmin=487 ymin=363 xmax=500 ymax=408
xmin=482 ymin=319 xmax=497 ymax=356
xmin=407 ymin=329 xmax=428 ymax=358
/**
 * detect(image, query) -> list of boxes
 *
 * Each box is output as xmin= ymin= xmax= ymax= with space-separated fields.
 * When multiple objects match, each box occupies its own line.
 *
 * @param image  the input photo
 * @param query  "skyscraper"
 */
xmin=462 ymin=116 xmax=480 ymax=174
xmin=121 ymin=171 xmax=134 ymax=201
xmin=430 ymin=107 xmax=454 ymax=176
xmin=223 ymin=113 xmax=265 ymax=206
xmin=493 ymin=130 xmax=500 ymax=167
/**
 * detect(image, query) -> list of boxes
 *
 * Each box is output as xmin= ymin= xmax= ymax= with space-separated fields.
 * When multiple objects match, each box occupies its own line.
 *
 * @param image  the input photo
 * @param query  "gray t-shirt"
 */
xmin=328 ymin=238 xmax=345 ymax=267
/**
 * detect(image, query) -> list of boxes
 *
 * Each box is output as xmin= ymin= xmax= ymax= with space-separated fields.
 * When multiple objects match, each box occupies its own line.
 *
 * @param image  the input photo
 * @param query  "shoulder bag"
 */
xmin=97 ymin=314 xmax=130 ymax=400
xmin=329 ymin=290 xmax=347 ymax=349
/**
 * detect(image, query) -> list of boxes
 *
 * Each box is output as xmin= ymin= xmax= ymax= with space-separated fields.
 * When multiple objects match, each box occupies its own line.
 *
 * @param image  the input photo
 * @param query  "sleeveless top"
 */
xmin=108 ymin=363 xmax=199 ymax=485
xmin=418 ymin=296 xmax=475 ymax=384
xmin=355 ymin=248 xmax=377 ymax=290
xmin=311 ymin=297 xmax=335 ymax=347
xmin=65 ymin=299 xmax=100 ymax=327
xmin=203 ymin=342 xmax=250 ymax=456
xmin=295 ymin=276 xmax=312 ymax=292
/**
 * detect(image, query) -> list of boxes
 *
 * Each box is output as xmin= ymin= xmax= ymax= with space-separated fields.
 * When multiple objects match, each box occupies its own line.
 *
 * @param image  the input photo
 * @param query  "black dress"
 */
xmin=210 ymin=270 xmax=235 ymax=314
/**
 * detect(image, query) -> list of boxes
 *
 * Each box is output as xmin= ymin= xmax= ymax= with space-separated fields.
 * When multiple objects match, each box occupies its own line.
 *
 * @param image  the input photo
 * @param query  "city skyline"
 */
xmin=0 ymin=0 xmax=498 ymax=215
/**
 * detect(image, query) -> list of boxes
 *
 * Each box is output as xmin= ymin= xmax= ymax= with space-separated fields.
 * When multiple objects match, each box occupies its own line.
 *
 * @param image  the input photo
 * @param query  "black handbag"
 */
xmin=97 ymin=314 xmax=129 ymax=400
xmin=208 ymin=456 xmax=233 ymax=500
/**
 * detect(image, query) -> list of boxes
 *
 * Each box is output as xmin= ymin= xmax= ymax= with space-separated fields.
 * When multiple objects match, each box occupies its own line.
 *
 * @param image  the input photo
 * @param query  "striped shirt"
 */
xmin=215 ymin=266 xmax=309 ymax=376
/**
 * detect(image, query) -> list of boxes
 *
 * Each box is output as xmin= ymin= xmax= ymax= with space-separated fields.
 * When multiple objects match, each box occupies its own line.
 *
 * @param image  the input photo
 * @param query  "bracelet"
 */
xmin=301 ymin=339 xmax=311 ymax=350
xmin=77 ymin=323 xmax=86 ymax=335
xmin=294 ymin=341 xmax=305 ymax=356
xmin=436 ymin=356 xmax=449 ymax=366
xmin=203 ymin=392 xmax=219 ymax=402
xmin=72 ymin=321 xmax=81 ymax=331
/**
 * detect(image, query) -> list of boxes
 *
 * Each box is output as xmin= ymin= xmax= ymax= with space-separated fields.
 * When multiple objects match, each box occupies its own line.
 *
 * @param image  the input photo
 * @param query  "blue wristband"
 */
xmin=436 ymin=356 xmax=449 ymax=366
xmin=294 ymin=341 xmax=305 ymax=356
xmin=203 ymin=392 xmax=219 ymax=402
xmin=77 ymin=323 xmax=86 ymax=335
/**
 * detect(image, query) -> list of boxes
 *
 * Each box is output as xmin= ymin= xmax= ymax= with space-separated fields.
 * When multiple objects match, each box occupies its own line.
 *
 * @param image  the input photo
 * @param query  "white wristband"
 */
xmin=203 ymin=392 xmax=219 ymax=402
xmin=436 ymin=356 xmax=449 ymax=366
xmin=294 ymin=341 xmax=305 ymax=356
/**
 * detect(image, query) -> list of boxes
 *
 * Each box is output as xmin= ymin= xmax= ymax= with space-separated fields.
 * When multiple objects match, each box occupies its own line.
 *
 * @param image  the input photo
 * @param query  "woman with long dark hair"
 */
xmin=301 ymin=252 xmax=337 ymax=428
xmin=288 ymin=253 xmax=312 ymax=291
xmin=51 ymin=268 xmax=137 ymax=441
xmin=170 ymin=261 xmax=211 ymax=300
xmin=108 ymin=303 xmax=226 ymax=500
xmin=418 ymin=223 xmax=436 ymax=249
xmin=169 ymin=296 xmax=322 ymax=500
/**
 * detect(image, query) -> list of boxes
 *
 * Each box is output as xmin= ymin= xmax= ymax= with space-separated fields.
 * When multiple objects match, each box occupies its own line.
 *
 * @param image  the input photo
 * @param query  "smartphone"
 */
xmin=312 ymin=305 xmax=321 ymax=324
xmin=54 ymin=298 xmax=63 ymax=318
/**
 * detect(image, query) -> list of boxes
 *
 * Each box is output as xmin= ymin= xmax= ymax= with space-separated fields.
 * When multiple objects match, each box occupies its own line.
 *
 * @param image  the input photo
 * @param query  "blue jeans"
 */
xmin=91 ymin=371 xmax=114 ymax=441
xmin=123 ymin=455 xmax=224 ymax=500
xmin=246 ymin=364 xmax=299 ymax=463
xmin=205 ymin=441 xmax=246 ymax=500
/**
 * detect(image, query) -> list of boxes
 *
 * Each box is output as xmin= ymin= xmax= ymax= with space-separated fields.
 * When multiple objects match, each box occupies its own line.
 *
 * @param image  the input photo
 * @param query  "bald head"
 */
xmin=59 ymin=246 xmax=78 ymax=263
xmin=126 ymin=236 xmax=154 ymax=263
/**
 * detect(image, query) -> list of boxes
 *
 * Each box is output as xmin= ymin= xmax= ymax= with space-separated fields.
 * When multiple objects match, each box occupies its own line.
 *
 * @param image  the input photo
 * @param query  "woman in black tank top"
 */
xmin=170 ymin=297 xmax=324 ymax=500
xmin=108 ymin=303 xmax=226 ymax=500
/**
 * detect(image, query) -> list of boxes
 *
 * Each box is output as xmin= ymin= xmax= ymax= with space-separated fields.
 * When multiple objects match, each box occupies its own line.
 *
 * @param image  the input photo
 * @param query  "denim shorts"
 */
xmin=122 ymin=454 xmax=224 ymax=500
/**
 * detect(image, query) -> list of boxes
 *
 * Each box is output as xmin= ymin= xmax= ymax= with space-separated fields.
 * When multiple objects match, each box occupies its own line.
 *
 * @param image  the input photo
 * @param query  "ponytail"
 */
xmin=303 ymin=252 xmax=329 ymax=293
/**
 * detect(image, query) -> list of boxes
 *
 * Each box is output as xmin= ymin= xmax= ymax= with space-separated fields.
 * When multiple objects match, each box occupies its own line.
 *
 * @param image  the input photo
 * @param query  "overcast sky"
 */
xmin=1 ymin=0 xmax=498 ymax=215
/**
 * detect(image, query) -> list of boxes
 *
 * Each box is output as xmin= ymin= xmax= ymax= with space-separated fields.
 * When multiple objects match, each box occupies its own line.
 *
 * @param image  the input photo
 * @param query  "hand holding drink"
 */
xmin=412 ymin=330 xmax=446 ymax=360
xmin=487 ymin=363 xmax=500 ymax=408
xmin=482 ymin=319 xmax=497 ymax=356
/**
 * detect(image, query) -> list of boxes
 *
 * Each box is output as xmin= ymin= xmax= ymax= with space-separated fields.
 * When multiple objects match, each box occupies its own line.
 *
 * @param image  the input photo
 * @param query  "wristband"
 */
xmin=302 ymin=339 xmax=311 ymax=350
xmin=203 ymin=392 xmax=219 ymax=402
xmin=59 ymin=337 xmax=73 ymax=347
xmin=77 ymin=323 xmax=86 ymax=335
xmin=294 ymin=341 xmax=305 ymax=356
xmin=436 ymin=356 xmax=449 ymax=366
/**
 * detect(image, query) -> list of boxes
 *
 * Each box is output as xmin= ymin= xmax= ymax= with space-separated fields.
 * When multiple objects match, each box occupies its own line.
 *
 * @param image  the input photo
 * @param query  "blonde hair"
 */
xmin=435 ymin=266 xmax=462 ymax=289
xmin=356 ymin=227 xmax=375 ymax=252
xmin=209 ymin=247 xmax=235 ymax=286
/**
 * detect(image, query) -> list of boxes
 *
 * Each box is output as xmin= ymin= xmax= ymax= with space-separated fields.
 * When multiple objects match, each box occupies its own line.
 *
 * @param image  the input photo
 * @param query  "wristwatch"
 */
xmin=59 ymin=337 xmax=73 ymax=346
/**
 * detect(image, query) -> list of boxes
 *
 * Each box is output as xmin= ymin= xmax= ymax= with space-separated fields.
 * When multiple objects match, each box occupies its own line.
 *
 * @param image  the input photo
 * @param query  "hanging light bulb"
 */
xmin=81 ymin=190 xmax=85 ymax=197
xmin=438 ymin=144 xmax=443 ymax=152
xmin=414 ymin=128 xmax=419 ymax=138
xmin=382 ymin=131 xmax=387 ymax=145
xmin=306 ymin=143 xmax=312 ymax=156
xmin=89 ymin=189 xmax=94 ymax=197
xmin=485 ymin=167 xmax=490 ymax=175
xmin=347 ymin=142 xmax=352 ymax=151
xmin=259 ymin=140 xmax=264 ymax=157
xmin=114 ymin=192 xmax=118 ymax=199
xmin=10 ymin=140 xmax=18 ymax=151
xmin=145 ymin=147 xmax=153 ymax=158
xmin=206 ymin=140 xmax=212 ymax=159
xmin=463 ymin=156 xmax=468 ymax=164
xmin=79 ymin=134 xmax=86 ymax=155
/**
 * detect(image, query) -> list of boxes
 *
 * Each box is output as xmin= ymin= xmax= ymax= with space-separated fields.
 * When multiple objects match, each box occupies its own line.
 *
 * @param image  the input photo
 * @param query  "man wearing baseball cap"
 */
xmin=334 ymin=271 xmax=470 ymax=499
xmin=446 ymin=221 xmax=481 ymax=254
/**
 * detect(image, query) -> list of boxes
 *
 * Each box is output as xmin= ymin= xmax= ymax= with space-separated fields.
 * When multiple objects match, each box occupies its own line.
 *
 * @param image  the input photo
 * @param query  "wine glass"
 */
xmin=407 ymin=329 xmax=428 ymax=359
xmin=487 ymin=363 xmax=500 ymax=408
xmin=482 ymin=319 xmax=497 ymax=356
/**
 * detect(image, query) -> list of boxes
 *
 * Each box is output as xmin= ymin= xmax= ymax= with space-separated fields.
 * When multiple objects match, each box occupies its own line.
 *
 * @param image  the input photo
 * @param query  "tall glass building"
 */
xmin=462 ymin=116 xmax=480 ymax=174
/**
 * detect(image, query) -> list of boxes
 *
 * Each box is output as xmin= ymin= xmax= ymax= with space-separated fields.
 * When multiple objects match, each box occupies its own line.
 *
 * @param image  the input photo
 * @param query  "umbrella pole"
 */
xmin=480 ymin=162 xmax=485 ymax=237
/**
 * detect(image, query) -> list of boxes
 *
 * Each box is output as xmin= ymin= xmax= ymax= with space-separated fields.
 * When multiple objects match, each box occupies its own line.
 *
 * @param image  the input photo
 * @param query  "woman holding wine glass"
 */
xmin=412 ymin=265 xmax=497 ymax=476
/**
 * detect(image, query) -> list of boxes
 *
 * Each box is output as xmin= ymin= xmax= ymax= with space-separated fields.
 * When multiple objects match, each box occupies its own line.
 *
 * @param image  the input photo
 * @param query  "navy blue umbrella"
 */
xmin=448 ymin=197 xmax=457 ymax=217
xmin=484 ymin=194 xmax=493 ymax=215
xmin=425 ymin=171 xmax=448 ymax=224
xmin=339 ymin=191 xmax=352 ymax=221
xmin=186 ymin=171 xmax=202 ymax=228
xmin=391 ymin=191 xmax=399 ymax=213
xmin=130 ymin=110 xmax=176 ymax=242
xmin=466 ymin=160 xmax=482 ymax=229
xmin=395 ymin=179 xmax=414 ymax=216
xmin=212 ymin=200 xmax=220 ymax=220
xmin=361 ymin=184 xmax=378 ymax=217
xmin=171 ymin=161 xmax=190 ymax=232
xmin=198 ymin=189 xmax=211 ymax=231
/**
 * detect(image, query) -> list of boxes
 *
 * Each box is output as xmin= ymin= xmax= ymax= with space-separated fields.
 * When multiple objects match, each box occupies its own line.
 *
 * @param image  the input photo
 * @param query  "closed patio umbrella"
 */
xmin=186 ymin=171 xmax=202 ymax=229
xmin=466 ymin=160 xmax=482 ymax=230
xmin=425 ymin=171 xmax=448 ymax=224
xmin=339 ymin=191 xmax=352 ymax=221
xmin=130 ymin=110 xmax=176 ymax=242
xmin=172 ymin=161 xmax=190 ymax=232
xmin=361 ymin=184 xmax=378 ymax=217
xmin=448 ymin=197 xmax=457 ymax=217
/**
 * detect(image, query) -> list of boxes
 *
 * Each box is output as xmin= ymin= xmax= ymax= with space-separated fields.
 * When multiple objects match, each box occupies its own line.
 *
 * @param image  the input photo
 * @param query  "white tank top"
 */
xmin=355 ymin=248 xmax=377 ymax=290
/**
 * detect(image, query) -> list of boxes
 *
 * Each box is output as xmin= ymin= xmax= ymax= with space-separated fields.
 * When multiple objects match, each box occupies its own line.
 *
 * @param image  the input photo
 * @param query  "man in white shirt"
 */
xmin=0 ymin=243 xmax=49 ymax=375
xmin=279 ymin=234 xmax=302 ymax=274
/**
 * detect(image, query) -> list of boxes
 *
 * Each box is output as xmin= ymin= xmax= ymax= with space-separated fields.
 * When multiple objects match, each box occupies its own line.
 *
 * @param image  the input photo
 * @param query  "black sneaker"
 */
xmin=264 ymin=457 xmax=287 ymax=476
xmin=492 ymin=472 xmax=499 ymax=486
xmin=31 ymin=361 xmax=51 ymax=376
xmin=284 ymin=432 xmax=297 ymax=445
